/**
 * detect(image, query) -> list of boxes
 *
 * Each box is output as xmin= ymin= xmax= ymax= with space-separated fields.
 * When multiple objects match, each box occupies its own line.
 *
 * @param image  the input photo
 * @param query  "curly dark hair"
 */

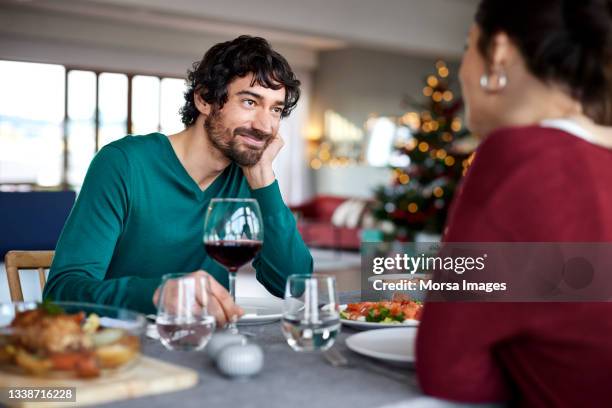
xmin=180 ymin=35 xmax=301 ymax=127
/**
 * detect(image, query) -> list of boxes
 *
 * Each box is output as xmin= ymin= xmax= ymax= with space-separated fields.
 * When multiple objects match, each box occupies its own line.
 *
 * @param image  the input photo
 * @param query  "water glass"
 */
xmin=281 ymin=274 xmax=341 ymax=352
xmin=155 ymin=273 xmax=216 ymax=351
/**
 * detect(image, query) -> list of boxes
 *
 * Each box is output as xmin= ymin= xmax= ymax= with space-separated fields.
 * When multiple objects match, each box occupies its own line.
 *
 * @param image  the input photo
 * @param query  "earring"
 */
xmin=479 ymin=69 xmax=508 ymax=92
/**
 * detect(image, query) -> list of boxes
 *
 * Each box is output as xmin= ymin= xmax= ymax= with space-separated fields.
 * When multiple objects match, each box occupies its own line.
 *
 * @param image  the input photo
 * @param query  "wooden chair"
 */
xmin=4 ymin=250 xmax=54 ymax=301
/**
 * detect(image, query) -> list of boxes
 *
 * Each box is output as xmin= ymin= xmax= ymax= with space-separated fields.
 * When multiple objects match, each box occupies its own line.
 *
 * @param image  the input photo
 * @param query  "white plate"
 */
xmin=144 ymin=297 xmax=282 ymax=337
xmin=339 ymin=305 xmax=420 ymax=330
xmin=237 ymin=296 xmax=283 ymax=325
xmin=345 ymin=327 xmax=417 ymax=363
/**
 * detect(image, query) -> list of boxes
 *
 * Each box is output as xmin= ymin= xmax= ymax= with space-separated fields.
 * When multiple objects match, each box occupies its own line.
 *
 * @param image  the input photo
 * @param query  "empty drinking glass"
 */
xmin=281 ymin=274 xmax=341 ymax=352
xmin=155 ymin=273 xmax=216 ymax=351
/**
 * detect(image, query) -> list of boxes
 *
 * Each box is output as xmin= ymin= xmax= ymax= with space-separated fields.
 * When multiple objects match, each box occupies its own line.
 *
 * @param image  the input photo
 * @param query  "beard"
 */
xmin=204 ymin=108 xmax=273 ymax=167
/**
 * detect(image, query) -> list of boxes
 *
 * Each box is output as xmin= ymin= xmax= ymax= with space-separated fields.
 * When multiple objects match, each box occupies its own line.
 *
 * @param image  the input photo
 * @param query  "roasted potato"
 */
xmin=94 ymin=336 xmax=139 ymax=368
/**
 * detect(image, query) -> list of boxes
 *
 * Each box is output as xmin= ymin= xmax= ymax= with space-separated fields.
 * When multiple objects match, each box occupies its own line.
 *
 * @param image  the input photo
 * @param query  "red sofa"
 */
xmin=290 ymin=196 xmax=365 ymax=251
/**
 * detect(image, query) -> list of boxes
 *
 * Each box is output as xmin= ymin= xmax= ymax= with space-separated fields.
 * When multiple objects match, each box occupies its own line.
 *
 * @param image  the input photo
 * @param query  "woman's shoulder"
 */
xmin=468 ymin=124 xmax=596 ymax=182
xmin=447 ymin=124 xmax=610 ymax=241
xmin=478 ymin=124 xmax=585 ymax=157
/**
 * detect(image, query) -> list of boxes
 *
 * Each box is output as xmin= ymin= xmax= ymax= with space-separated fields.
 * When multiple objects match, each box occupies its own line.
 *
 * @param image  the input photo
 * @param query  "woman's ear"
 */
xmin=479 ymin=31 xmax=516 ymax=92
xmin=194 ymin=87 xmax=211 ymax=116
xmin=488 ymin=31 xmax=513 ymax=73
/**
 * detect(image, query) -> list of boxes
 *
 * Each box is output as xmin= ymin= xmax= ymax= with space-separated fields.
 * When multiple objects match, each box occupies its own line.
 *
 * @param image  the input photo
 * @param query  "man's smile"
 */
xmin=237 ymin=133 xmax=267 ymax=148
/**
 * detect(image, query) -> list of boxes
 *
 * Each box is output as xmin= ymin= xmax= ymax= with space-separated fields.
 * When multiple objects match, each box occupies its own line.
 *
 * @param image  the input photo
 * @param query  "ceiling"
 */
xmin=3 ymin=0 xmax=478 ymax=58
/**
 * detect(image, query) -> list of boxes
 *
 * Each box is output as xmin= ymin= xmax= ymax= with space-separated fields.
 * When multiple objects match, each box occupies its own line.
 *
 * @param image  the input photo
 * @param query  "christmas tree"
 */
xmin=372 ymin=61 xmax=475 ymax=241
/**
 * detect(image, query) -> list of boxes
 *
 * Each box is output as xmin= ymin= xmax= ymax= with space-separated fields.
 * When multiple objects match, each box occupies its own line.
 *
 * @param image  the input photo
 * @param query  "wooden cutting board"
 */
xmin=0 ymin=356 xmax=198 ymax=407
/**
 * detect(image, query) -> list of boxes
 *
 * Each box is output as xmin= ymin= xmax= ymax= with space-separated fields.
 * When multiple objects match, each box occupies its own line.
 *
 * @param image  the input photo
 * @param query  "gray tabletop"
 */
xmin=104 ymin=292 xmax=422 ymax=408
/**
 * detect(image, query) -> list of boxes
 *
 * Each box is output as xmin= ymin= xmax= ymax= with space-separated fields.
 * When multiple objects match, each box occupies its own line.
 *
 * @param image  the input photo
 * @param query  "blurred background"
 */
xmin=0 ymin=0 xmax=480 ymax=300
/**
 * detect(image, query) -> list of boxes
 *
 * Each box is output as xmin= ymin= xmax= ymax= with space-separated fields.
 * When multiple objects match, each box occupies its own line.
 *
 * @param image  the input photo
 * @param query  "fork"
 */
xmin=323 ymin=347 xmax=352 ymax=367
xmin=323 ymin=348 xmax=413 ymax=384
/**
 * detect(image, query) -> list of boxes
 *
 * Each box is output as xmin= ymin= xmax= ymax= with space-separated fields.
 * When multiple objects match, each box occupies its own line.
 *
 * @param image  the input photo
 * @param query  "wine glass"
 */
xmin=281 ymin=274 xmax=341 ymax=352
xmin=155 ymin=273 xmax=216 ymax=351
xmin=203 ymin=198 xmax=263 ymax=331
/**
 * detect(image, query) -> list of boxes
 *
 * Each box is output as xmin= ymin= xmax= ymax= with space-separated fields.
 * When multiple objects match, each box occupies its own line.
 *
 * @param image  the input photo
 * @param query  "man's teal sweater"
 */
xmin=43 ymin=133 xmax=313 ymax=314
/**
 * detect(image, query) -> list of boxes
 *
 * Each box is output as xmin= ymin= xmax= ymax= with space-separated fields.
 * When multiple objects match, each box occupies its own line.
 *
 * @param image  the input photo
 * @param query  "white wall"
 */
xmin=315 ymin=165 xmax=391 ymax=198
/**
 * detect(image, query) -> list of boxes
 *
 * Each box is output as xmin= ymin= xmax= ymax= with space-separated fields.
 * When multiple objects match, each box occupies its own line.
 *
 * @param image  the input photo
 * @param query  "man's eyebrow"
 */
xmin=236 ymin=90 xmax=285 ymax=106
xmin=236 ymin=90 xmax=262 ymax=100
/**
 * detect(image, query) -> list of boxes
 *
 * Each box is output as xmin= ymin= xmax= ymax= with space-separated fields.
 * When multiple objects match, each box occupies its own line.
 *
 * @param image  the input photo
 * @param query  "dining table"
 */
xmin=102 ymin=291 xmax=423 ymax=408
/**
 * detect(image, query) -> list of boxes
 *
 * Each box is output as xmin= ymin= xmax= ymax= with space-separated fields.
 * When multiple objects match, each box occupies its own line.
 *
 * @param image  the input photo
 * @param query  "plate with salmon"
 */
xmin=339 ymin=299 xmax=422 ymax=330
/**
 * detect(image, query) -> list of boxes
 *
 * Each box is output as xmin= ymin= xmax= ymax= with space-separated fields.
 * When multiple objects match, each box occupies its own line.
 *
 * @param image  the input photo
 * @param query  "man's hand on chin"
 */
xmin=242 ymin=135 xmax=284 ymax=189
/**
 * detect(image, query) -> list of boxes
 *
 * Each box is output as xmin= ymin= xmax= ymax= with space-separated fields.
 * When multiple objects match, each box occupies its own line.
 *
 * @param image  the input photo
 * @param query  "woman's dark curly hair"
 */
xmin=180 ymin=35 xmax=301 ymax=127
xmin=475 ymin=0 xmax=612 ymax=125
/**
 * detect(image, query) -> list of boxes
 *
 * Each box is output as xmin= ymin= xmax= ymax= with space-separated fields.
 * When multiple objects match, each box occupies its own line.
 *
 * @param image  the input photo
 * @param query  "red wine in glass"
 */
xmin=203 ymin=198 xmax=264 ymax=332
xmin=204 ymin=240 xmax=263 ymax=270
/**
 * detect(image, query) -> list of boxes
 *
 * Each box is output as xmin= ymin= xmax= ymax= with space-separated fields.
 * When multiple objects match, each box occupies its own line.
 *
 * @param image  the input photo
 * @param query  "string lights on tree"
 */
xmin=372 ymin=60 xmax=476 ymax=241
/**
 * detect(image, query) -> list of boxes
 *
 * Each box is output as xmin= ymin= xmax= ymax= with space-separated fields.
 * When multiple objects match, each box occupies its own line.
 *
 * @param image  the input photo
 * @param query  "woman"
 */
xmin=416 ymin=0 xmax=612 ymax=407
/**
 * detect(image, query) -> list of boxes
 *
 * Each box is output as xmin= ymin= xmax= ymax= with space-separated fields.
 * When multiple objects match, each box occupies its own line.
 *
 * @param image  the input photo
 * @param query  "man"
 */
xmin=43 ymin=36 xmax=313 ymax=325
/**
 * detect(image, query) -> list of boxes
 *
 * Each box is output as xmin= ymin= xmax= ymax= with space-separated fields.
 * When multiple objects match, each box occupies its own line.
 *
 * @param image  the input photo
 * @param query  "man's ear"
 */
xmin=194 ymin=87 xmax=211 ymax=116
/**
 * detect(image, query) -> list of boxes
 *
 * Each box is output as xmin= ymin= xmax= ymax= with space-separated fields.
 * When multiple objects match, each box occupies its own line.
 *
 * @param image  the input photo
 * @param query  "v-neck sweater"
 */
xmin=43 ymin=133 xmax=313 ymax=314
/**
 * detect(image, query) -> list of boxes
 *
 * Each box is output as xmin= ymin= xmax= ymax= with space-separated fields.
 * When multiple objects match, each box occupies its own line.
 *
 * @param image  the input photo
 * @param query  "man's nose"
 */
xmin=252 ymin=109 xmax=274 ymax=134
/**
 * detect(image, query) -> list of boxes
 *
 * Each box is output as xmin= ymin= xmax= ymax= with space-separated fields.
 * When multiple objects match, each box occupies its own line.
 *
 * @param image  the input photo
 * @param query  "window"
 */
xmin=160 ymin=78 xmax=186 ymax=135
xmin=67 ymin=70 xmax=96 ymax=186
xmin=0 ymin=61 xmax=65 ymax=186
xmin=132 ymin=75 xmax=160 ymax=136
xmin=365 ymin=117 xmax=397 ymax=167
xmin=0 ymin=60 xmax=187 ymax=189
xmin=98 ymin=73 xmax=128 ymax=149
